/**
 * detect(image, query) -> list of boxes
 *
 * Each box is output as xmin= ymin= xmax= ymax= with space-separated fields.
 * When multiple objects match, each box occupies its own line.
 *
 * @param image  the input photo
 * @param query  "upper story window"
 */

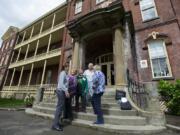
xmin=96 ymin=0 xmax=105 ymax=4
xmin=148 ymin=40 xmax=172 ymax=78
xmin=140 ymin=0 xmax=158 ymax=21
xmin=5 ymin=41 xmax=9 ymax=49
xmin=75 ymin=0 xmax=83 ymax=14
xmin=10 ymin=39 xmax=14 ymax=47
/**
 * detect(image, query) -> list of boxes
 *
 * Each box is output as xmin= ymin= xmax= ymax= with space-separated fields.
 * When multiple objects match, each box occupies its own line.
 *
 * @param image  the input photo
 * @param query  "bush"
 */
xmin=24 ymin=93 xmax=35 ymax=107
xmin=158 ymin=80 xmax=180 ymax=115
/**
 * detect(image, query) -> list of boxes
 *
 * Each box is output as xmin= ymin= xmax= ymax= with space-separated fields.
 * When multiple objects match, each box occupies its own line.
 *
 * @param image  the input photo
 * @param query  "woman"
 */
xmin=92 ymin=65 xmax=105 ymax=124
xmin=52 ymin=64 xmax=69 ymax=131
xmin=76 ymin=69 xmax=88 ymax=112
xmin=64 ymin=69 xmax=77 ymax=120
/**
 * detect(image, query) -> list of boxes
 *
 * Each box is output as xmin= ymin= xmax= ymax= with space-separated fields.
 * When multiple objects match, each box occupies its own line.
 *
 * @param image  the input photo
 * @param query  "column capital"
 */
xmin=112 ymin=23 xmax=124 ymax=32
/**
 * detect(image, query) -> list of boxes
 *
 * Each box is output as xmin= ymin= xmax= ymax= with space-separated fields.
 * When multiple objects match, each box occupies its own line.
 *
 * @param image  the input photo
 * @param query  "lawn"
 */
xmin=0 ymin=98 xmax=25 ymax=108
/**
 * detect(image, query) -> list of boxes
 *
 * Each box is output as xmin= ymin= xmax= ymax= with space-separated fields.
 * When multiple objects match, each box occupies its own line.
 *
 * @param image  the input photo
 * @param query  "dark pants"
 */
xmin=91 ymin=92 xmax=104 ymax=123
xmin=75 ymin=94 xmax=86 ymax=111
xmin=64 ymin=96 xmax=73 ymax=120
xmin=52 ymin=90 xmax=65 ymax=128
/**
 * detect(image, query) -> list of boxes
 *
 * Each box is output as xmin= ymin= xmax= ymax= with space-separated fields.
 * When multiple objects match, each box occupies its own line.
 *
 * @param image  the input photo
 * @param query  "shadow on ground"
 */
xmin=0 ymin=110 xmax=179 ymax=135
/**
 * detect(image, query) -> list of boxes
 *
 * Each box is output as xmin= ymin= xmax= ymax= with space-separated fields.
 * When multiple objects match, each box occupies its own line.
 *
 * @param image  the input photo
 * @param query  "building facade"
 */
xmin=0 ymin=26 xmax=19 ymax=91
xmin=0 ymin=0 xmax=180 ymax=99
xmin=0 ymin=3 xmax=67 ymax=99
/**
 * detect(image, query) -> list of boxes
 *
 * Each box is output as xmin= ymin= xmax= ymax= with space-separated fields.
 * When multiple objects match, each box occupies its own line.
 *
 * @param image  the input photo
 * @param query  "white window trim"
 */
xmin=75 ymin=0 xmax=83 ymax=14
xmin=148 ymin=40 xmax=172 ymax=79
xmin=139 ymin=0 xmax=158 ymax=21
xmin=96 ymin=0 xmax=105 ymax=4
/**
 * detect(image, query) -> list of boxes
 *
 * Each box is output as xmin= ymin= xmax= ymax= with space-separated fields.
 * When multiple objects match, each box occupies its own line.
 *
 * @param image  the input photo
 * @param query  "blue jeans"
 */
xmin=52 ymin=90 xmax=65 ymax=128
xmin=91 ymin=92 xmax=104 ymax=123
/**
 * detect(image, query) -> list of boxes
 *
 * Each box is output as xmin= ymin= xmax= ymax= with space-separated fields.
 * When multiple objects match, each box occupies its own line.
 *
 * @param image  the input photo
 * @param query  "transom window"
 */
xmin=148 ymin=40 xmax=172 ymax=78
xmin=75 ymin=0 xmax=83 ymax=14
xmin=95 ymin=53 xmax=113 ymax=64
xmin=96 ymin=0 xmax=105 ymax=4
xmin=140 ymin=0 xmax=158 ymax=21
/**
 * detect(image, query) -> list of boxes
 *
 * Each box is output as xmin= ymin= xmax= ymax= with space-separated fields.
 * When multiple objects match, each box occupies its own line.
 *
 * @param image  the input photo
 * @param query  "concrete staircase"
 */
xmin=26 ymin=88 xmax=166 ymax=134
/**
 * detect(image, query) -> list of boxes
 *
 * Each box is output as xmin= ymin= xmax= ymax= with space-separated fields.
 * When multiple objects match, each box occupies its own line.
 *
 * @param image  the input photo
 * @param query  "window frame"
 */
xmin=75 ymin=0 xmax=83 ymax=15
xmin=139 ymin=0 xmax=158 ymax=21
xmin=148 ymin=39 xmax=172 ymax=79
xmin=96 ymin=0 xmax=105 ymax=5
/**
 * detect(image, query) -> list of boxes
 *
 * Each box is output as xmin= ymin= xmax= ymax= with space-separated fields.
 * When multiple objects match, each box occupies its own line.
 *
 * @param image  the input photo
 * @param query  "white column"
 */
xmin=79 ymin=42 xmax=85 ymax=69
xmin=18 ymin=66 xmax=24 ymax=86
xmin=113 ymin=27 xmax=126 ymax=87
xmin=46 ymin=34 xmax=52 ymax=53
xmin=16 ymin=48 xmax=22 ymax=62
xmin=41 ymin=60 xmax=47 ymax=86
xmin=34 ymin=40 xmax=39 ymax=56
xmin=22 ymin=31 xmax=26 ymax=42
xmin=3 ymin=70 xmax=9 ymax=86
xmin=9 ymin=68 xmax=16 ymax=87
xmin=51 ymin=13 xmax=56 ymax=29
xmin=72 ymin=41 xmax=80 ymax=70
xmin=10 ymin=51 xmax=14 ymax=63
xmin=39 ymin=21 xmax=44 ymax=34
xmin=24 ymin=44 xmax=30 ymax=59
xmin=28 ymin=63 xmax=34 ymax=86
xmin=30 ymin=26 xmax=34 ymax=38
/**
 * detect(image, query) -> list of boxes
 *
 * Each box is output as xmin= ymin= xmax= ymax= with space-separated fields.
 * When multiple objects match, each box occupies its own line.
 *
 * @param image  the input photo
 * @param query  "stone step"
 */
xmin=47 ymin=97 xmax=117 ymax=104
xmin=26 ymin=108 xmax=165 ymax=134
xmin=72 ymin=119 xmax=166 ymax=134
xmin=73 ymin=112 xmax=146 ymax=126
xmin=33 ymin=105 xmax=137 ymax=116
xmin=86 ymin=107 xmax=137 ymax=116
xmin=39 ymin=101 xmax=120 ymax=109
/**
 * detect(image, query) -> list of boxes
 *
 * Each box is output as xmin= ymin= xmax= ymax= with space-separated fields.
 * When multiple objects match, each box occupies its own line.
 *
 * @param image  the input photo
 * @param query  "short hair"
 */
xmin=94 ymin=65 xmax=101 ymax=71
xmin=61 ymin=63 xmax=69 ymax=71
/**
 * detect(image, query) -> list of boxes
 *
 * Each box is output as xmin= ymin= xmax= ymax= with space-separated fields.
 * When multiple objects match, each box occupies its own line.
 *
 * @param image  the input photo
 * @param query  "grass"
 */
xmin=0 ymin=98 xmax=25 ymax=108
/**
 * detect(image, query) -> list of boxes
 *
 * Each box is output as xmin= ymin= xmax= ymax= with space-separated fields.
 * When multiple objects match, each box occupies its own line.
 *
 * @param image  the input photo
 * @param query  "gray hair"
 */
xmin=94 ymin=65 xmax=101 ymax=71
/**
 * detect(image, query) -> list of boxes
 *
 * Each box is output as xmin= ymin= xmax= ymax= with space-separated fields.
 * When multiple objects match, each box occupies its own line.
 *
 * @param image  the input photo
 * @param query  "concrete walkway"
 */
xmin=0 ymin=110 xmax=179 ymax=135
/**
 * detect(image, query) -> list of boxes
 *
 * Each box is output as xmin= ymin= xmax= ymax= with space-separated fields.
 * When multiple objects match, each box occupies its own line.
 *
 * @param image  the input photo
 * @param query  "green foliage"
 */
xmin=24 ymin=93 xmax=35 ymax=107
xmin=158 ymin=80 xmax=180 ymax=115
xmin=0 ymin=98 xmax=25 ymax=108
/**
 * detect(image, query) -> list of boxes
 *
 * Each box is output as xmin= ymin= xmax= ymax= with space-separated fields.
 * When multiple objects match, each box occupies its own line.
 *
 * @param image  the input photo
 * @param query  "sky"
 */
xmin=0 ymin=0 xmax=66 ymax=46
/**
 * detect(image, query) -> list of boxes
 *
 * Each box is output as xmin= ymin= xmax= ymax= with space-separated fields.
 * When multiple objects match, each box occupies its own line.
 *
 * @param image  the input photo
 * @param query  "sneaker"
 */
xmin=51 ymin=126 xmax=63 ymax=131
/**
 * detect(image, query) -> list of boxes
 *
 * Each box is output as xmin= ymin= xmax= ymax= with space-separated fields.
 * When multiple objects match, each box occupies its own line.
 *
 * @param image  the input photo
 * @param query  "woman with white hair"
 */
xmin=83 ymin=63 xmax=95 ymax=101
xmin=91 ymin=65 xmax=105 ymax=124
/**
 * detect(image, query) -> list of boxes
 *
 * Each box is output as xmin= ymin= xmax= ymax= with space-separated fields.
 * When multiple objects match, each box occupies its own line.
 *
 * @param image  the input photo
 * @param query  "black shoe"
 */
xmin=51 ymin=126 xmax=63 ymax=131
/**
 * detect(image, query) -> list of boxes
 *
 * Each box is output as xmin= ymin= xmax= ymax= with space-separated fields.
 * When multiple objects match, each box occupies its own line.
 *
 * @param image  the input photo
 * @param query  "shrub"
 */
xmin=158 ymin=80 xmax=180 ymax=116
xmin=24 ymin=93 xmax=35 ymax=107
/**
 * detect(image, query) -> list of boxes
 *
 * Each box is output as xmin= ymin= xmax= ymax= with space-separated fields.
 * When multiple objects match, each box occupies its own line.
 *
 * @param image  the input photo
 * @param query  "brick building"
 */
xmin=0 ymin=0 xmax=180 ymax=98
xmin=0 ymin=26 xmax=19 ymax=91
xmin=62 ymin=0 xmax=180 ymax=86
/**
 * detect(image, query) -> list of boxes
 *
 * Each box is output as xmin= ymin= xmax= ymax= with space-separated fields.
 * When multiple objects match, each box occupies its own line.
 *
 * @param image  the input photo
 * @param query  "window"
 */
xmin=148 ymin=40 xmax=172 ymax=78
xmin=140 ymin=0 xmax=158 ymax=21
xmin=75 ymin=0 xmax=82 ymax=14
xmin=4 ymin=55 xmax=9 ymax=65
xmin=10 ymin=39 xmax=14 ymax=47
xmin=96 ymin=0 xmax=105 ymax=4
xmin=5 ymin=42 xmax=9 ymax=49
xmin=0 ymin=57 xmax=4 ymax=66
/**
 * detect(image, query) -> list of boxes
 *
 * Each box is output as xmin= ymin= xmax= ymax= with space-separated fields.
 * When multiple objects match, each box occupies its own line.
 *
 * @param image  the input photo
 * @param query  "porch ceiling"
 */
xmin=67 ymin=1 xmax=125 ymax=39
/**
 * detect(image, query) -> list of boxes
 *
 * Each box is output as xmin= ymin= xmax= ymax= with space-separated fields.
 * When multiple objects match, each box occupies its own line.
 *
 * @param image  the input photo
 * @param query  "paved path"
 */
xmin=0 ymin=110 xmax=179 ymax=135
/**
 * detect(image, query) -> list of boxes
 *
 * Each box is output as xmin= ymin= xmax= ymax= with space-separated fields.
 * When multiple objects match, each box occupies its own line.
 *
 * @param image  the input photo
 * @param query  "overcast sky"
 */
xmin=0 ymin=0 xmax=66 ymax=46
